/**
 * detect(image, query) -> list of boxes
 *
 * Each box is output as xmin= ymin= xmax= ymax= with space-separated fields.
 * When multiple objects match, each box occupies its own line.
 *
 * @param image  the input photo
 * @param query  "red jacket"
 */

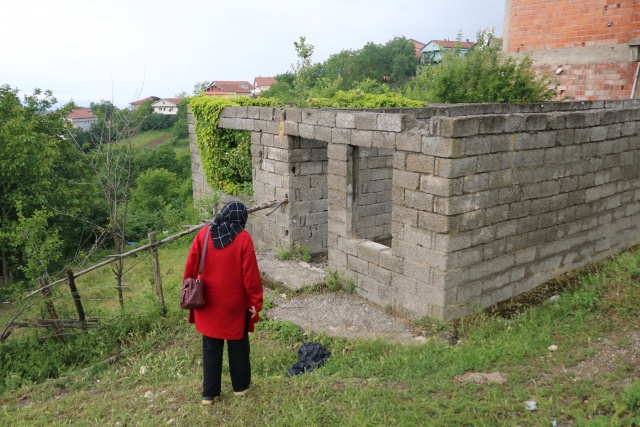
xmin=183 ymin=227 xmax=263 ymax=340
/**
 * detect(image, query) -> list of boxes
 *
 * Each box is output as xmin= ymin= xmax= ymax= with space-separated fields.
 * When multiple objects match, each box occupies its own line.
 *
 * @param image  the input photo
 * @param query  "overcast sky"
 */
xmin=1 ymin=0 xmax=505 ymax=108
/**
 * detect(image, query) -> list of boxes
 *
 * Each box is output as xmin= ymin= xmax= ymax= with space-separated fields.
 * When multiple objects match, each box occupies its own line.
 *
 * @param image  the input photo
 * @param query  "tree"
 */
xmin=261 ymin=73 xmax=296 ymax=103
xmin=291 ymin=36 xmax=315 ymax=107
xmin=0 ymin=85 xmax=92 ymax=284
xmin=321 ymin=38 xmax=417 ymax=91
xmin=193 ymin=81 xmax=211 ymax=95
xmin=172 ymin=98 xmax=189 ymax=140
xmin=405 ymin=29 xmax=556 ymax=103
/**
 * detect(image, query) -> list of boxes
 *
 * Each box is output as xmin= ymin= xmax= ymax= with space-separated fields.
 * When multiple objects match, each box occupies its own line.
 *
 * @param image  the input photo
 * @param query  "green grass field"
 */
xmin=1 ymin=242 xmax=639 ymax=426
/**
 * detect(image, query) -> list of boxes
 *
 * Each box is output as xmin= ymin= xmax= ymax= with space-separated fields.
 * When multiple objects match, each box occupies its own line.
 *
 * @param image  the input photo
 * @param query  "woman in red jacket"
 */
xmin=183 ymin=201 xmax=263 ymax=404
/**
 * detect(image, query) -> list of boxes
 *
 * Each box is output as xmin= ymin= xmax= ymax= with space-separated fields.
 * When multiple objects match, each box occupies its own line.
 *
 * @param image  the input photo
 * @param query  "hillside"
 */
xmin=1 ymin=241 xmax=639 ymax=426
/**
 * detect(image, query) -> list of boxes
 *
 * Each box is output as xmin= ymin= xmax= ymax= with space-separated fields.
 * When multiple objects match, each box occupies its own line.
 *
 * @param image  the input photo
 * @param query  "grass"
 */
xmin=1 ymin=244 xmax=640 ymax=426
xmin=126 ymin=130 xmax=174 ymax=151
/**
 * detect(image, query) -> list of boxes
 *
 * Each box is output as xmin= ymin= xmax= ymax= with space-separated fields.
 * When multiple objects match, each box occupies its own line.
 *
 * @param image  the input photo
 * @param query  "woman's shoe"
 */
xmin=202 ymin=396 xmax=219 ymax=405
xmin=233 ymin=388 xmax=249 ymax=397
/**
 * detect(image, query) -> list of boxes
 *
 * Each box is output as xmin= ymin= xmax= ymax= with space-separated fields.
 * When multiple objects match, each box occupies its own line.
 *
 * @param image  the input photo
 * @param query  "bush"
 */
xmin=405 ymin=29 xmax=556 ymax=104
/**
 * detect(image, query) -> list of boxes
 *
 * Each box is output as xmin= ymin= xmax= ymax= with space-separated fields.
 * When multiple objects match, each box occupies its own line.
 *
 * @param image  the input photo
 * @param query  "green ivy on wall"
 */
xmin=189 ymin=96 xmax=280 ymax=195
xmin=189 ymin=93 xmax=424 ymax=195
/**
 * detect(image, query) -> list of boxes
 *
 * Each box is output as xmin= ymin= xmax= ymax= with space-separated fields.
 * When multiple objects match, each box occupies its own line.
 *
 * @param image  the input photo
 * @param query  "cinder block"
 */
xmin=422 ymin=136 xmax=462 ymax=158
xmin=463 ymin=135 xmax=493 ymax=156
xmin=331 ymin=128 xmax=352 ymax=145
xmin=372 ymin=131 xmax=396 ymax=149
xmin=464 ymin=173 xmax=489 ymax=193
xmin=299 ymin=123 xmax=315 ymax=139
xmin=418 ymin=211 xmax=452 ymax=233
xmin=283 ymin=121 xmax=299 ymax=136
xmin=352 ymin=130 xmax=373 ymax=147
xmin=450 ymin=209 xmax=486 ymax=232
xmin=284 ymin=108 xmax=302 ymax=122
xmin=402 ymin=258 xmax=430 ymax=282
xmin=391 ymin=273 xmax=417 ymax=294
xmin=377 ymin=114 xmax=403 ymax=132
xmin=435 ymin=157 xmax=478 ymax=178
xmin=450 ymin=117 xmax=481 ymax=137
xmin=347 ymin=255 xmax=369 ymax=275
xmin=404 ymin=190 xmax=434 ymax=211
xmin=393 ymin=205 xmax=419 ymax=227
xmin=314 ymin=126 xmax=332 ymax=142
xmin=406 ymin=153 xmax=435 ymax=174
xmin=336 ymin=112 xmax=355 ymax=129
xmin=479 ymin=115 xmax=507 ymax=134
xmin=318 ymin=111 xmax=336 ymax=127
xmin=396 ymin=131 xmax=422 ymax=152
xmin=301 ymin=109 xmax=318 ymax=124
xmin=355 ymin=112 xmax=379 ymax=130
xmin=430 ymin=267 xmax=470 ymax=290
xmin=369 ymin=264 xmax=392 ymax=285
xmin=476 ymin=154 xmax=503 ymax=173
xmin=393 ymin=170 xmax=420 ymax=190
xmin=358 ymin=240 xmax=387 ymax=264
xmin=379 ymin=249 xmax=404 ymax=273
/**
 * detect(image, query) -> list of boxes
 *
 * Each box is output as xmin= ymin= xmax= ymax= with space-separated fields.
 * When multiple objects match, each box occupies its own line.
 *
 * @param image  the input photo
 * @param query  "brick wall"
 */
xmin=508 ymin=0 xmax=638 ymax=52
xmin=504 ymin=0 xmax=640 ymax=101
xmin=192 ymin=100 xmax=640 ymax=320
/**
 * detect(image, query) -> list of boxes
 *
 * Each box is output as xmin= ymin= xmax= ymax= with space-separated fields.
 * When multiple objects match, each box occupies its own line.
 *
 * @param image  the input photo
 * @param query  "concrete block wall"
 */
xmin=355 ymin=147 xmax=393 ymax=241
xmin=192 ymin=100 xmax=640 ymax=321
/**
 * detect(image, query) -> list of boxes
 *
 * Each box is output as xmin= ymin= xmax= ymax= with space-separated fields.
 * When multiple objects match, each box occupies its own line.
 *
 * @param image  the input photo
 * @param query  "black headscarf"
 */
xmin=210 ymin=201 xmax=248 ymax=249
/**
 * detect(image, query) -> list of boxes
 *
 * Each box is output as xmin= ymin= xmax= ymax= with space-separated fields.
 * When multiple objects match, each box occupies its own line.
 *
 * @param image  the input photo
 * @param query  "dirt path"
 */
xmin=145 ymin=134 xmax=172 ymax=149
xmin=257 ymin=251 xmax=428 ymax=345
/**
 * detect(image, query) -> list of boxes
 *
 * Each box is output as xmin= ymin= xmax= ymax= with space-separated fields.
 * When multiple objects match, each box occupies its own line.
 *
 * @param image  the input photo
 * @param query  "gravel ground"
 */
xmin=259 ymin=250 xmax=640 ymax=384
xmin=264 ymin=290 xmax=427 ymax=345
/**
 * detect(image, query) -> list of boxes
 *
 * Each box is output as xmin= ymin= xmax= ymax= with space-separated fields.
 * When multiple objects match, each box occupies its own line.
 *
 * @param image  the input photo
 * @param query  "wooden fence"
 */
xmin=0 ymin=196 xmax=288 ymax=341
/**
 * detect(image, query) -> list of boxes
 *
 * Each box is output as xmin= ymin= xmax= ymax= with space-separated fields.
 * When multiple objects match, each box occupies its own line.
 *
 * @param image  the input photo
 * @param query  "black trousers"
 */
xmin=201 ymin=312 xmax=251 ymax=398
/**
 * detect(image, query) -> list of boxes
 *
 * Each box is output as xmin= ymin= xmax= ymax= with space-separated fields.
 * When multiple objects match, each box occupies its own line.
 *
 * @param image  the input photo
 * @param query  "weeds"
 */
xmin=275 ymin=243 xmax=312 ymax=263
xmin=322 ymin=270 xmax=355 ymax=294
xmin=624 ymin=380 xmax=640 ymax=413
xmin=1 ymin=244 xmax=640 ymax=426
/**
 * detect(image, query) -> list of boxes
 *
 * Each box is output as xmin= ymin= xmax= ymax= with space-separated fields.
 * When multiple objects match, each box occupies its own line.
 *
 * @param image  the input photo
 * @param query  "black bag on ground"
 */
xmin=286 ymin=342 xmax=331 ymax=376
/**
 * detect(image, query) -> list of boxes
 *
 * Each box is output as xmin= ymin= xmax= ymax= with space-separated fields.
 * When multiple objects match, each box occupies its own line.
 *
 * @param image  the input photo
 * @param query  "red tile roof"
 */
xmin=129 ymin=96 xmax=160 ymax=106
xmin=254 ymin=76 xmax=276 ymax=87
xmin=67 ymin=108 xmax=97 ymax=120
xmin=205 ymin=81 xmax=254 ymax=94
xmin=156 ymin=98 xmax=183 ymax=105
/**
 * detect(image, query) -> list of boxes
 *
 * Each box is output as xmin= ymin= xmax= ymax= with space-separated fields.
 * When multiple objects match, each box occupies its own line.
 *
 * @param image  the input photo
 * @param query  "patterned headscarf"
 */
xmin=210 ymin=201 xmax=248 ymax=249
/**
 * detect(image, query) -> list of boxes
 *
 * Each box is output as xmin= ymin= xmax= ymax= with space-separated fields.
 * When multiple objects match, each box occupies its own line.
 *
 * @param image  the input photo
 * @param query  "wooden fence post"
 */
xmin=148 ymin=232 xmax=166 ymax=315
xmin=66 ymin=270 xmax=86 ymax=330
xmin=38 ymin=276 xmax=63 ymax=339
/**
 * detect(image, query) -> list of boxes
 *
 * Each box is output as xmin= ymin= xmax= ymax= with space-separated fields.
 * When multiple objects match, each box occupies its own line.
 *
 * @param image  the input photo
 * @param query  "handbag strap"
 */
xmin=197 ymin=227 xmax=210 ymax=276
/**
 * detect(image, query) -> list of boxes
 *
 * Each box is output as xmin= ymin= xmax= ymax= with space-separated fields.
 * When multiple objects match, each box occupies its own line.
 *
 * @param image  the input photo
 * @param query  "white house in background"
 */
xmin=151 ymin=98 xmax=182 ymax=115
xmin=421 ymin=39 xmax=474 ymax=63
xmin=253 ymin=76 xmax=276 ymax=97
xmin=67 ymin=108 xmax=98 ymax=131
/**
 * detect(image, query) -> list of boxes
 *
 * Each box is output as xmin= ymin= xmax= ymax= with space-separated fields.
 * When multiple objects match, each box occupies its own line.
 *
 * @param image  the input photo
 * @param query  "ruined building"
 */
xmin=190 ymin=101 xmax=640 ymax=321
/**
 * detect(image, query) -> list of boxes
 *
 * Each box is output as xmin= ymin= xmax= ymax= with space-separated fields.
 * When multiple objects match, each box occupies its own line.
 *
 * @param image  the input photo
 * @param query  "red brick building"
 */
xmin=503 ymin=0 xmax=640 ymax=100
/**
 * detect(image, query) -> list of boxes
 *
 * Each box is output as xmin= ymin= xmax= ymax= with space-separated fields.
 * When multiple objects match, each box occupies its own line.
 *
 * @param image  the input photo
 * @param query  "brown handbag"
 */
xmin=180 ymin=227 xmax=209 ymax=309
